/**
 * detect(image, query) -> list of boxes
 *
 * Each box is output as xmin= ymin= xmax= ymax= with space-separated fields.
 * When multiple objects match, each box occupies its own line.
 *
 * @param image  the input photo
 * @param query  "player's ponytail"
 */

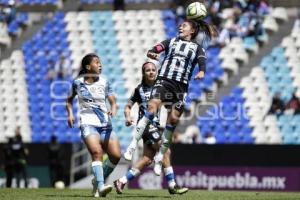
xmin=78 ymin=53 xmax=99 ymax=76
xmin=186 ymin=19 xmax=218 ymax=41
xmin=198 ymin=19 xmax=218 ymax=39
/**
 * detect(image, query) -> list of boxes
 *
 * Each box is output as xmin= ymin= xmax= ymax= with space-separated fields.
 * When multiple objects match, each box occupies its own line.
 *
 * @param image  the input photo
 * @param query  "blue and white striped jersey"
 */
xmin=72 ymin=75 xmax=113 ymax=127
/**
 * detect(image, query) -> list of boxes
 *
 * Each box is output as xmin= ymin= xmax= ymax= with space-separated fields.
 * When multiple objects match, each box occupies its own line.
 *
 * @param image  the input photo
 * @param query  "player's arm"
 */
xmin=194 ymin=46 xmax=206 ymax=80
xmin=124 ymin=101 xmax=134 ymax=126
xmin=106 ymin=80 xmax=117 ymax=117
xmin=147 ymin=39 xmax=170 ymax=60
xmin=124 ymin=87 xmax=140 ymax=126
xmin=108 ymin=95 xmax=117 ymax=117
xmin=66 ymin=82 xmax=77 ymax=128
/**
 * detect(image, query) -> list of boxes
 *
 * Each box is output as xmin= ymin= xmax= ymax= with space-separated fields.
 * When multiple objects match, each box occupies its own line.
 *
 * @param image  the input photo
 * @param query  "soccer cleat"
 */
xmin=114 ymin=179 xmax=125 ymax=194
xmin=153 ymin=154 xmax=163 ymax=176
xmin=98 ymin=184 xmax=112 ymax=197
xmin=168 ymin=185 xmax=189 ymax=195
xmin=124 ymin=145 xmax=136 ymax=161
xmin=91 ymin=178 xmax=99 ymax=197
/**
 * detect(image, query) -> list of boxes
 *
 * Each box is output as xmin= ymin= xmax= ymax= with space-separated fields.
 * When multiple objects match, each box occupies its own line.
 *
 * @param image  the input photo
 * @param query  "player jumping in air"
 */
xmin=124 ymin=19 xmax=216 ymax=175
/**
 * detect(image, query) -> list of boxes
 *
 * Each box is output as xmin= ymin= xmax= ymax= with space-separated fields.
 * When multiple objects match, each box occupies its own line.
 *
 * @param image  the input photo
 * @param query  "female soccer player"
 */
xmin=124 ymin=19 xmax=216 ymax=175
xmin=66 ymin=53 xmax=121 ymax=197
xmin=115 ymin=61 xmax=188 ymax=194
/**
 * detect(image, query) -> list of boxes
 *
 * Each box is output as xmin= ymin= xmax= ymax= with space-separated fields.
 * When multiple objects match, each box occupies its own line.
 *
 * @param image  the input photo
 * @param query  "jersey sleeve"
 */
xmin=196 ymin=45 xmax=207 ymax=73
xmin=129 ymin=87 xmax=141 ymax=104
xmin=149 ymin=39 xmax=171 ymax=54
xmin=105 ymin=80 xmax=114 ymax=97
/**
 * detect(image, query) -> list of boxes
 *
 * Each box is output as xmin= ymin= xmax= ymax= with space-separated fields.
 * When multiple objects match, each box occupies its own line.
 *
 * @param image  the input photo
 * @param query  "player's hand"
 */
xmin=108 ymin=110 xmax=117 ymax=117
xmin=125 ymin=118 xmax=134 ymax=126
xmin=67 ymin=115 xmax=75 ymax=128
xmin=147 ymin=52 xmax=159 ymax=60
xmin=194 ymin=71 xmax=205 ymax=80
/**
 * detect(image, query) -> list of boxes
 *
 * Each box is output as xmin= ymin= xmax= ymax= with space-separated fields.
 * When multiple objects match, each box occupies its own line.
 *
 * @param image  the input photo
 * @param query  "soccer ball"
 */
xmin=186 ymin=2 xmax=207 ymax=20
xmin=54 ymin=181 xmax=65 ymax=189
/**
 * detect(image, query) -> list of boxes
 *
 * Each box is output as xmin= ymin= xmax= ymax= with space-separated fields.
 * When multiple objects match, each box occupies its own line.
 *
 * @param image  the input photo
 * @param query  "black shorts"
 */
xmin=150 ymin=77 xmax=188 ymax=112
xmin=142 ymin=124 xmax=161 ymax=146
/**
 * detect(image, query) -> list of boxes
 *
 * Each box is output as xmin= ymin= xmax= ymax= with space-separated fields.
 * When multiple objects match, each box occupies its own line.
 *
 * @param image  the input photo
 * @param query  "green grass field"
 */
xmin=1 ymin=189 xmax=300 ymax=200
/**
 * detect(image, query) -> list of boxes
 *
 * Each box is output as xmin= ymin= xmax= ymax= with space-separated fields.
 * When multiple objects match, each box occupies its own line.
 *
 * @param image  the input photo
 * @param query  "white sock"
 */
xmin=135 ymin=116 xmax=150 ymax=141
xmin=164 ymin=167 xmax=176 ymax=189
xmin=128 ymin=116 xmax=150 ymax=149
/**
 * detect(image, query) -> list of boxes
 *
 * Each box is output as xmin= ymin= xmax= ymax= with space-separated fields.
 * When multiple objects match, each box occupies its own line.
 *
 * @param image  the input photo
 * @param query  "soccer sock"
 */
xmin=164 ymin=167 xmax=176 ymax=189
xmin=103 ymin=158 xmax=117 ymax=180
xmin=92 ymin=161 xmax=104 ymax=190
xmin=119 ymin=168 xmax=141 ymax=184
xmin=128 ymin=112 xmax=154 ymax=148
xmin=159 ymin=124 xmax=176 ymax=156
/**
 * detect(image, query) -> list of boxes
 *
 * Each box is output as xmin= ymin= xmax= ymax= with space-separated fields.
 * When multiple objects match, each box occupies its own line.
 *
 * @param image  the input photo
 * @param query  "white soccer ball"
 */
xmin=186 ymin=2 xmax=207 ymax=20
xmin=54 ymin=181 xmax=65 ymax=189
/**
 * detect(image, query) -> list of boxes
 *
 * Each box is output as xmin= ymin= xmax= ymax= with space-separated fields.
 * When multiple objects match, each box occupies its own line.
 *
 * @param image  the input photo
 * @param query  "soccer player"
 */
xmin=115 ymin=60 xmax=188 ymax=194
xmin=66 ymin=53 xmax=121 ymax=197
xmin=124 ymin=19 xmax=216 ymax=175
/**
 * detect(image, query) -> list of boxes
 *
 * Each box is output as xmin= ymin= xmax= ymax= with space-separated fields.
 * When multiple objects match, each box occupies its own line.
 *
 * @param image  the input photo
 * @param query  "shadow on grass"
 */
xmin=44 ymin=193 xmax=171 ymax=199
xmin=114 ymin=193 xmax=171 ymax=198
xmin=45 ymin=194 xmax=92 ymax=198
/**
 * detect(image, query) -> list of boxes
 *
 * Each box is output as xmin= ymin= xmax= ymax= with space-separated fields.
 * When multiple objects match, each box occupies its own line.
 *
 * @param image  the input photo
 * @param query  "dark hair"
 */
xmin=78 ymin=53 xmax=99 ymax=76
xmin=185 ymin=19 xmax=218 ymax=40
xmin=141 ymin=61 xmax=157 ymax=84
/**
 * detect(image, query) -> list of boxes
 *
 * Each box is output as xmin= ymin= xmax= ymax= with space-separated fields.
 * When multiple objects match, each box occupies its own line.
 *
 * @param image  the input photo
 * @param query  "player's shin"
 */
xmin=91 ymin=161 xmax=104 ymax=190
xmin=154 ymin=124 xmax=175 ymax=175
xmin=103 ymin=158 xmax=117 ymax=180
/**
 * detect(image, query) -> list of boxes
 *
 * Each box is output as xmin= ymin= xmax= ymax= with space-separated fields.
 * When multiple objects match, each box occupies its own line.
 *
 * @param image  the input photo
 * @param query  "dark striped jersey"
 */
xmin=129 ymin=83 xmax=159 ymax=124
xmin=150 ymin=37 xmax=206 ymax=85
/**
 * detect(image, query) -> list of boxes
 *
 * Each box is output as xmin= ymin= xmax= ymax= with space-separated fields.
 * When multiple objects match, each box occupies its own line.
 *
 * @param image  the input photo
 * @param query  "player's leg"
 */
xmin=101 ymin=130 xmax=121 ymax=180
xmin=124 ymin=98 xmax=161 ymax=161
xmin=154 ymin=107 xmax=182 ymax=175
xmin=82 ymin=126 xmax=112 ymax=197
xmin=162 ymin=149 xmax=188 ymax=195
xmin=115 ymin=144 xmax=156 ymax=194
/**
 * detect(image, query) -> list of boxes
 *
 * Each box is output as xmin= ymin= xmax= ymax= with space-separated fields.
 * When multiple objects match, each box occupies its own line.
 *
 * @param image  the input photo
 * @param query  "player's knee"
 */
xmin=143 ymin=156 xmax=153 ymax=166
xmin=90 ymin=149 xmax=102 ymax=160
xmin=168 ymin=117 xmax=179 ymax=126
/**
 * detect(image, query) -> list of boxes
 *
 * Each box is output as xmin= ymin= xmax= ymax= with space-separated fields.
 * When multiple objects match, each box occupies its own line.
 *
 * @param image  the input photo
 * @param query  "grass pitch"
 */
xmin=1 ymin=189 xmax=300 ymax=200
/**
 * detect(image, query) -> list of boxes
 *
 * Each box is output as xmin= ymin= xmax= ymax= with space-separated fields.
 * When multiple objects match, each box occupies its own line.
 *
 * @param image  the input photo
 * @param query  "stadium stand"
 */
xmin=80 ymin=0 xmax=172 ymax=4
xmin=22 ymin=12 xmax=73 ymax=143
xmin=197 ymin=18 xmax=300 ymax=144
xmin=18 ymin=0 xmax=59 ymax=5
xmin=0 ymin=50 xmax=31 ymax=142
xmin=0 ymin=0 xmax=29 ymax=48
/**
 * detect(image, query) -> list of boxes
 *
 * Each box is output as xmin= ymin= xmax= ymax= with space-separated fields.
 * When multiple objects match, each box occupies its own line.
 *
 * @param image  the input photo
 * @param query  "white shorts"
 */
xmin=80 ymin=125 xmax=117 ymax=141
